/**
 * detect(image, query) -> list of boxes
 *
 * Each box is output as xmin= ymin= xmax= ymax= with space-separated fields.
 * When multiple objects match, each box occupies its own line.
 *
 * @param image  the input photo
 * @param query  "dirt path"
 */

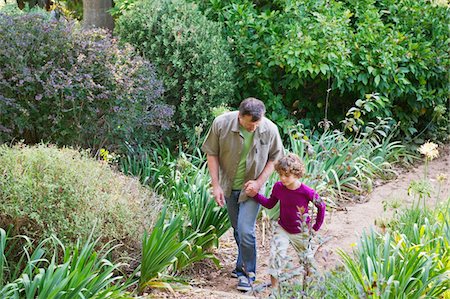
xmin=149 ymin=146 xmax=449 ymax=299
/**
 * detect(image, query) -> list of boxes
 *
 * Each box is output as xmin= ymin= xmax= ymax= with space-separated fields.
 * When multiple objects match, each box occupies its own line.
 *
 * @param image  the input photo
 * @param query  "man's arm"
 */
xmin=244 ymin=160 xmax=275 ymax=197
xmin=206 ymin=154 xmax=225 ymax=207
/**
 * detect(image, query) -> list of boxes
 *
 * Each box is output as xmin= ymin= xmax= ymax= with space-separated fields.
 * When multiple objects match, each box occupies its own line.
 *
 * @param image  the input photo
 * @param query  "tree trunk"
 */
xmin=82 ymin=0 xmax=114 ymax=31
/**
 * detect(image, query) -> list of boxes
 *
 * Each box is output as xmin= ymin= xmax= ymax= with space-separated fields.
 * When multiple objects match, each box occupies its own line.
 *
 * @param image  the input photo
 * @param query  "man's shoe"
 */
xmin=231 ymin=269 xmax=238 ymax=278
xmin=237 ymin=273 xmax=255 ymax=292
xmin=237 ymin=276 xmax=251 ymax=291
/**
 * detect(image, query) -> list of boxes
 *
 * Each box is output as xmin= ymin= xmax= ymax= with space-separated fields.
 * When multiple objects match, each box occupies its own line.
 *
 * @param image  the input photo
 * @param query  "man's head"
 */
xmin=238 ymin=97 xmax=266 ymax=132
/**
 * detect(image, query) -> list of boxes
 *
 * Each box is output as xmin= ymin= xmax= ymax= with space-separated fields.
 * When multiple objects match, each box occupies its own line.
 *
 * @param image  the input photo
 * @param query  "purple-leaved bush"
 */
xmin=0 ymin=12 xmax=173 ymax=151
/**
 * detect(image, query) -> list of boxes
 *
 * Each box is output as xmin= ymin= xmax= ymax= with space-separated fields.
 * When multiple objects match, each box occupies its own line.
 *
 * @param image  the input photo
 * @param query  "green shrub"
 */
xmin=0 ymin=12 xmax=172 ymax=152
xmin=0 ymin=144 xmax=163 ymax=252
xmin=116 ymin=0 xmax=236 ymax=143
xmin=197 ymin=0 xmax=449 ymax=141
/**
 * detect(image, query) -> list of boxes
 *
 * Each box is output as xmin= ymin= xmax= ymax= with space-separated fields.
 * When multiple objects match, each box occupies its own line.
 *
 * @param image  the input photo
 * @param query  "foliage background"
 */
xmin=194 ymin=0 xmax=449 ymax=141
xmin=116 ymin=0 xmax=237 ymax=143
xmin=0 ymin=11 xmax=172 ymax=152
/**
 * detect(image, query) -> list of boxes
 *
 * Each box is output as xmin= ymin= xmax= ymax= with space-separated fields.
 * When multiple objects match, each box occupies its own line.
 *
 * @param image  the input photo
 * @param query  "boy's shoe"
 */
xmin=236 ymin=273 xmax=255 ymax=292
xmin=231 ymin=269 xmax=238 ymax=278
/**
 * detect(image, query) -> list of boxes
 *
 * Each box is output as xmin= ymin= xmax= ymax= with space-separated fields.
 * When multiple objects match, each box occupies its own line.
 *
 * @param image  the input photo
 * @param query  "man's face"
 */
xmin=238 ymin=114 xmax=262 ymax=132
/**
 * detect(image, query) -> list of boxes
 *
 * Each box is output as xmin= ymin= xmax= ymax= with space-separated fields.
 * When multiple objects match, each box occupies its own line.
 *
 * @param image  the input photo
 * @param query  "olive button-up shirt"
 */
xmin=201 ymin=111 xmax=284 ymax=203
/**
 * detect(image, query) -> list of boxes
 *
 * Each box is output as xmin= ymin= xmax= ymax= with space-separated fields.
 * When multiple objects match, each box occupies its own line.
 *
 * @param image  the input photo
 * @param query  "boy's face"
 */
xmin=279 ymin=171 xmax=299 ymax=189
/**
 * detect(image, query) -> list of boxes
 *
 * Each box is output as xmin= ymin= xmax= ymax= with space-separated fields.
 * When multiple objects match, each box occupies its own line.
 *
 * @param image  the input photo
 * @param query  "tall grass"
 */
xmin=0 ymin=228 xmax=133 ymax=298
xmin=289 ymin=122 xmax=408 ymax=203
xmin=336 ymin=199 xmax=450 ymax=298
xmin=120 ymin=143 xmax=231 ymax=274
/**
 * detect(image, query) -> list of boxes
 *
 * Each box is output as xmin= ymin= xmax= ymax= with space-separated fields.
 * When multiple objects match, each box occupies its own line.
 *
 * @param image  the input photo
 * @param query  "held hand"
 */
xmin=244 ymin=188 xmax=257 ymax=197
xmin=244 ymin=180 xmax=261 ymax=198
xmin=211 ymin=185 xmax=225 ymax=207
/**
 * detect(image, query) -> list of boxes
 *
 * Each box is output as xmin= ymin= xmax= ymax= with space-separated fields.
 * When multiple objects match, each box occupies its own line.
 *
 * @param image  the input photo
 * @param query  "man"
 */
xmin=202 ymin=97 xmax=284 ymax=291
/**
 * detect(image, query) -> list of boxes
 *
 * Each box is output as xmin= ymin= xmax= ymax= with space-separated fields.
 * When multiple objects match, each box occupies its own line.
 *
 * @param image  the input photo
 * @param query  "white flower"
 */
xmin=437 ymin=173 xmax=447 ymax=183
xmin=418 ymin=142 xmax=439 ymax=160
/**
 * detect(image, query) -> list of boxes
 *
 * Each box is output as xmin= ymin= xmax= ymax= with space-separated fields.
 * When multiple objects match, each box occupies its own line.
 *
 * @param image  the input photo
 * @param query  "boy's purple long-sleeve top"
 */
xmin=253 ymin=182 xmax=326 ymax=234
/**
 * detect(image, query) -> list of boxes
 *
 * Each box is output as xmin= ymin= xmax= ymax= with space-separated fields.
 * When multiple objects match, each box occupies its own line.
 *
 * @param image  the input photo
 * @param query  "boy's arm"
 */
xmin=312 ymin=195 xmax=326 ymax=231
xmin=251 ymin=184 xmax=279 ymax=209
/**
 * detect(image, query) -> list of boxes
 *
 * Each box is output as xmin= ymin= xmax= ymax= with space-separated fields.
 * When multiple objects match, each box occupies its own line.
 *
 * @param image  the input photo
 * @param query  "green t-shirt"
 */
xmin=232 ymin=128 xmax=254 ymax=189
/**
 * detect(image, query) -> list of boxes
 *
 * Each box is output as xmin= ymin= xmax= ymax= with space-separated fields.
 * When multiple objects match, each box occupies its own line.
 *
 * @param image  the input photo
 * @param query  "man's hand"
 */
xmin=244 ymin=188 xmax=256 ymax=197
xmin=211 ymin=185 xmax=225 ymax=207
xmin=244 ymin=180 xmax=262 ymax=198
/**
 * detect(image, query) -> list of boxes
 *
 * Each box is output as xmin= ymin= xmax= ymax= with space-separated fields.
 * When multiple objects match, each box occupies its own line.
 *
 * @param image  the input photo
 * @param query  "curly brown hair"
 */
xmin=274 ymin=153 xmax=305 ymax=178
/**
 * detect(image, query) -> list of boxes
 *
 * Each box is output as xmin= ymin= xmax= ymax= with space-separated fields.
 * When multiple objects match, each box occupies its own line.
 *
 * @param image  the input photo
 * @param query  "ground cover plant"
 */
xmin=0 ymin=11 xmax=172 ymax=152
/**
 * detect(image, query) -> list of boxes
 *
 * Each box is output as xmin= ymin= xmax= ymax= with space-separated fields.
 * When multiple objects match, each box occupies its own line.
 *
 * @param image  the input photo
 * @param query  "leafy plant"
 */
xmin=121 ymin=143 xmax=231 ymax=272
xmin=339 ymin=226 xmax=449 ymax=298
xmin=174 ymin=167 xmax=230 ymax=271
xmin=0 ymin=12 xmax=171 ymax=152
xmin=0 ymin=228 xmax=133 ymax=298
xmin=336 ymin=194 xmax=450 ymax=299
xmin=195 ymin=0 xmax=449 ymax=141
xmin=139 ymin=208 xmax=189 ymax=292
xmin=116 ymin=0 xmax=236 ymax=145
xmin=289 ymin=123 xmax=401 ymax=199
xmin=109 ymin=0 xmax=137 ymax=18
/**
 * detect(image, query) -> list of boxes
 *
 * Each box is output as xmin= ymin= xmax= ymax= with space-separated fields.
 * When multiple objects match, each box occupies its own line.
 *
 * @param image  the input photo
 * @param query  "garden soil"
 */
xmin=147 ymin=145 xmax=449 ymax=299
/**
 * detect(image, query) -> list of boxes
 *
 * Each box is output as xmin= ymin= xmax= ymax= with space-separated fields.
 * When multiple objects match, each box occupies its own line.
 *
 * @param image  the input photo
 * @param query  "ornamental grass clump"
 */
xmin=120 ymin=144 xmax=230 ymax=275
xmin=0 ymin=228 xmax=133 ymax=298
xmin=336 ymin=198 xmax=450 ymax=299
xmin=0 ymin=143 xmax=162 ymax=253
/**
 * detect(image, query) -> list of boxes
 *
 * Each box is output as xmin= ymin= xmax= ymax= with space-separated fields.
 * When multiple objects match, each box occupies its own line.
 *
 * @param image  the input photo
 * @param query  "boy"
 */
xmin=246 ymin=153 xmax=326 ymax=291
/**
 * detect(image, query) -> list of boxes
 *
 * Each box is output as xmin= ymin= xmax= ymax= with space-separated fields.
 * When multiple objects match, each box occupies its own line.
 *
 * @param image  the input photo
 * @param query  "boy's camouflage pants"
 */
xmin=268 ymin=222 xmax=315 ymax=278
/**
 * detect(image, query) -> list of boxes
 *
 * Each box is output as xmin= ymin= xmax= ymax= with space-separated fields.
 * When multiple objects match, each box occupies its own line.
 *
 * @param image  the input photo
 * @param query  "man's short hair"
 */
xmin=239 ymin=97 xmax=266 ymax=121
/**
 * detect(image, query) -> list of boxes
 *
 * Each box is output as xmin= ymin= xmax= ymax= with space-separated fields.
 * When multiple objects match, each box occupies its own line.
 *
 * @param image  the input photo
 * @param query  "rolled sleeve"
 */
xmin=201 ymin=122 xmax=219 ymax=156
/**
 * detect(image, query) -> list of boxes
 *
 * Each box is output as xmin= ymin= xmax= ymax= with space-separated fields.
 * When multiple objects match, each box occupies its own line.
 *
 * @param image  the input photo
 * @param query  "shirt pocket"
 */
xmin=253 ymin=139 xmax=269 ymax=160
